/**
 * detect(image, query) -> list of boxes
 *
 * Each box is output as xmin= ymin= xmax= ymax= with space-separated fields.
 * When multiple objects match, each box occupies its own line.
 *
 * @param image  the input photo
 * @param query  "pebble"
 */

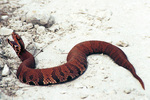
xmin=37 ymin=26 xmax=46 ymax=34
xmin=80 ymin=95 xmax=89 ymax=99
xmin=116 ymin=41 xmax=129 ymax=47
xmin=123 ymin=88 xmax=135 ymax=94
xmin=2 ymin=64 xmax=10 ymax=76
xmin=0 ymin=27 xmax=13 ymax=35
xmin=34 ymin=24 xmax=39 ymax=29
xmin=24 ymin=23 xmax=33 ymax=29
xmin=1 ymin=15 xmax=9 ymax=20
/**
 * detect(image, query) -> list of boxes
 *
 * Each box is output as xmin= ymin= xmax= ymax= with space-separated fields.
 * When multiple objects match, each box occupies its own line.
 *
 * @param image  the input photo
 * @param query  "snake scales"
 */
xmin=7 ymin=31 xmax=145 ymax=89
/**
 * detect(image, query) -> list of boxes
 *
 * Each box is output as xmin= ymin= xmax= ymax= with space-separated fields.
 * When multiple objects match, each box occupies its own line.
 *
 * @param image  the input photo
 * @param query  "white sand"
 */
xmin=1 ymin=0 xmax=150 ymax=100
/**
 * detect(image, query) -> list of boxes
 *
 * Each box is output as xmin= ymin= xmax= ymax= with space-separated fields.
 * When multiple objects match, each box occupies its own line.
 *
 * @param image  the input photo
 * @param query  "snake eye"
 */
xmin=16 ymin=35 xmax=21 ymax=40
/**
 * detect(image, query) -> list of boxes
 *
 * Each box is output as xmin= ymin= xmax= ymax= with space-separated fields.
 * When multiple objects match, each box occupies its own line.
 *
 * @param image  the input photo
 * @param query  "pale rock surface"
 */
xmin=24 ymin=3 xmax=55 ymax=27
xmin=36 ymin=26 xmax=46 ymax=34
xmin=1 ymin=0 xmax=150 ymax=100
xmin=0 ymin=27 xmax=13 ymax=35
xmin=2 ymin=64 xmax=10 ymax=76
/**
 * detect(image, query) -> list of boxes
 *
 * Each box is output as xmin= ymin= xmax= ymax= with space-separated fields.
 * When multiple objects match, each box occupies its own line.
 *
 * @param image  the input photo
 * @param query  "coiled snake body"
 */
xmin=7 ymin=32 xmax=145 ymax=89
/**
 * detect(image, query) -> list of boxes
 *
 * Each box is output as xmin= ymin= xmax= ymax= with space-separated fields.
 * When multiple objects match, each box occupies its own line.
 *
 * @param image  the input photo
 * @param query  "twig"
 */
xmin=77 ymin=12 xmax=99 ymax=18
xmin=34 ymin=38 xmax=59 ymax=57
xmin=61 ymin=53 xmax=68 ymax=54
xmin=10 ymin=69 xmax=17 ymax=79
xmin=32 ymin=40 xmax=37 ymax=56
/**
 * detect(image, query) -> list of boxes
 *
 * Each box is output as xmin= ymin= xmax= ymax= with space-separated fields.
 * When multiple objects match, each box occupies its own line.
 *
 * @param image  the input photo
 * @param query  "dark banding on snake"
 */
xmin=7 ymin=31 xmax=145 ymax=90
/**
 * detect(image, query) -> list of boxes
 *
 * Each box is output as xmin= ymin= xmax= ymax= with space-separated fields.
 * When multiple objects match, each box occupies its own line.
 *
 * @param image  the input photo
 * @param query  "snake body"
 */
xmin=7 ymin=32 xmax=145 ymax=89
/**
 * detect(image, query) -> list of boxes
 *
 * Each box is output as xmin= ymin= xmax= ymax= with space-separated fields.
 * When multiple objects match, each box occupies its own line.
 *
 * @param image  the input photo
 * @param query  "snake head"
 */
xmin=7 ymin=31 xmax=25 ymax=55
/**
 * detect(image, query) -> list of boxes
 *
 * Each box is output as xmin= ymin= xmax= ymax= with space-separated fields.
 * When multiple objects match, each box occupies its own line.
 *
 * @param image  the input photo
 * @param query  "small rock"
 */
xmin=25 ymin=5 xmax=54 ymax=27
xmin=116 ymin=41 xmax=129 ymax=47
xmin=21 ymin=15 xmax=26 ymax=22
xmin=2 ymin=64 xmax=10 ymax=76
xmin=37 ymin=26 xmax=46 ymax=34
xmin=1 ymin=15 xmax=9 ymax=20
xmin=46 ymin=16 xmax=55 ymax=27
xmin=80 ymin=95 xmax=88 ymax=99
xmin=24 ymin=23 xmax=33 ymax=29
xmin=123 ymin=89 xmax=133 ymax=94
xmin=0 ymin=27 xmax=13 ymax=35
xmin=25 ymin=9 xmax=48 ymax=24
xmin=34 ymin=24 xmax=39 ymax=29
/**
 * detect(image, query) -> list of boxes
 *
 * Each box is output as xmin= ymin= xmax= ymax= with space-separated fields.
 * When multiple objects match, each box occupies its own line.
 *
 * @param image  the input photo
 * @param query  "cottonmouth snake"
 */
xmin=7 ymin=31 xmax=145 ymax=89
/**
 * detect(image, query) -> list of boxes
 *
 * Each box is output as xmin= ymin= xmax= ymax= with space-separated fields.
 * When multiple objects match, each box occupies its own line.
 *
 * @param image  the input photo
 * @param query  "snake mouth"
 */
xmin=7 ymin=39 xmax=19 ymax=48
xmin=7 ymin=31 xmax=24 ymax=54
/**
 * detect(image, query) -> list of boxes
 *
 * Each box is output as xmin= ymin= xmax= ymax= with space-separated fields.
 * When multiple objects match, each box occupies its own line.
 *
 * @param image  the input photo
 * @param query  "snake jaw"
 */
xmin=7 ymin=31 xmax=25 ymax=55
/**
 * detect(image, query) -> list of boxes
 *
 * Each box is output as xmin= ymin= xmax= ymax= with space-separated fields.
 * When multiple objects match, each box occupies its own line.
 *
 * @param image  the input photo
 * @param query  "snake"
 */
xmin=7 ymin=31 xmax=145 ymax=89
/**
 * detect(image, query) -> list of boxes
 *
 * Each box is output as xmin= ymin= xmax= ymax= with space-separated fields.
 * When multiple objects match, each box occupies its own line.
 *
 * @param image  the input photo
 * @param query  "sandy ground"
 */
xmin=0 ymin=0 xmax=150 ymax=100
